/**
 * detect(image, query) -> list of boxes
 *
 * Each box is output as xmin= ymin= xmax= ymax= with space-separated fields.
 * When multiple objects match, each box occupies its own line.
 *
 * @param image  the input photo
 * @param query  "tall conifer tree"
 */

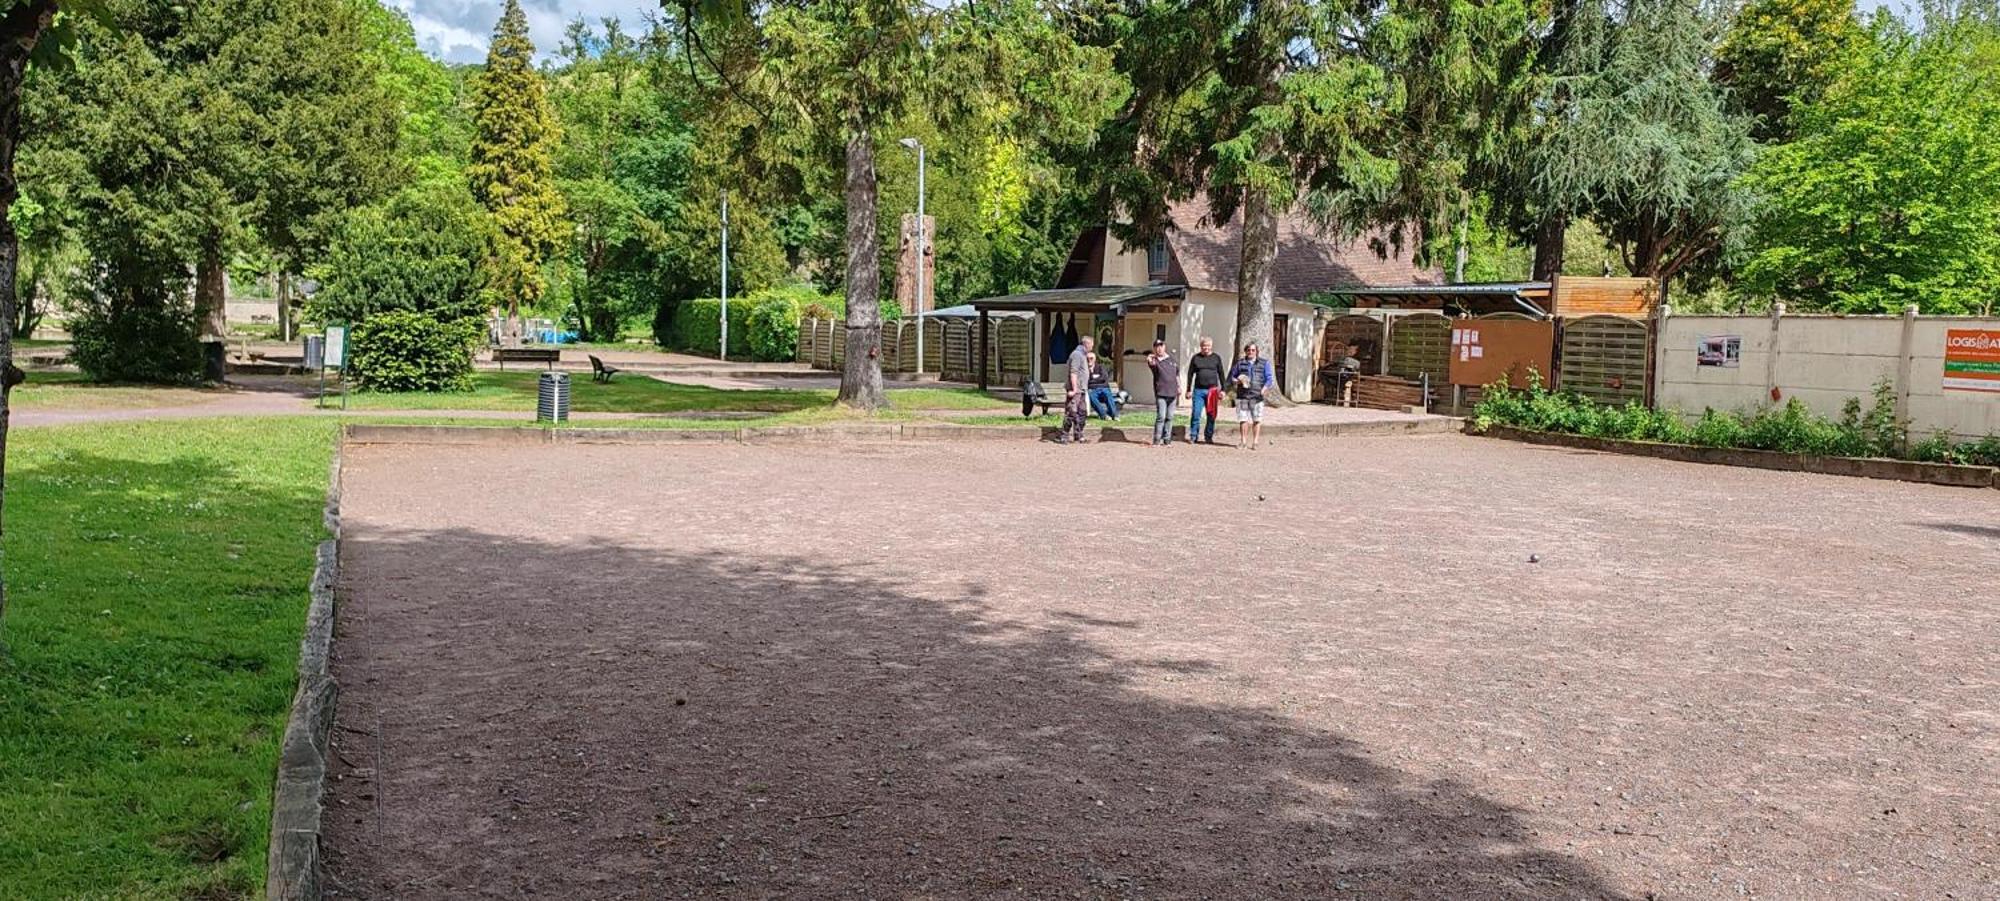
xmin=469 ymin=0 xmax=565 ymax=334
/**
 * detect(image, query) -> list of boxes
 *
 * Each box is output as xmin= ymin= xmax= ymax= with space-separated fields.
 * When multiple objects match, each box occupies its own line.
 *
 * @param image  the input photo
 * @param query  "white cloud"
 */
xmin=382 ymin=1 xmax=661 ymax=64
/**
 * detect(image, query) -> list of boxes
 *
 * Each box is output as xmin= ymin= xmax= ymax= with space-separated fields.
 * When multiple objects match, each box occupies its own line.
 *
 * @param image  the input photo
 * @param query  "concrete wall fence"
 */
xmin=1656 ymin=305 xmax=2000 ymax=440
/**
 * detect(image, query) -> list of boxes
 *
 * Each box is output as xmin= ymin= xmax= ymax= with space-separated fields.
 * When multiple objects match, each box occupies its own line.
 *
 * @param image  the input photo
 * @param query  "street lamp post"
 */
xmin=899 ymin=137 xmax=926 ymax=375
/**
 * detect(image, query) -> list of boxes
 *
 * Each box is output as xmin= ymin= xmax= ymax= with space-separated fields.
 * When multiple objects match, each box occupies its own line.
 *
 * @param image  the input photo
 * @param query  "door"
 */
xmin=1272 ymin=314 xmax=1289 ymax=394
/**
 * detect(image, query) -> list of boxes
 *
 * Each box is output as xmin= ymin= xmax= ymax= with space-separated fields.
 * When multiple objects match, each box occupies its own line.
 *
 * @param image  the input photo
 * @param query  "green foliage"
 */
xmin=1714 ymin=0 xmax=1864 ymax=141
xmin=672 ymin=298 xmax=753 ymax=359
xmin=67 ymin=298 xmax=204 ymax=384
xmin=349 ymin=310 xmax=478 ymax=393
xmin=467 ymin=0 xmax=565 ymax=318
xmin=308 ymin=181 xmax=493 ymax=326
xmin=1738 ymin=20 xmax=2000 ymax=314
xmin=1477 ymin=375 xmax=2000 ymax=463
xmin=0 ymin=418 xmax=333 ymax=899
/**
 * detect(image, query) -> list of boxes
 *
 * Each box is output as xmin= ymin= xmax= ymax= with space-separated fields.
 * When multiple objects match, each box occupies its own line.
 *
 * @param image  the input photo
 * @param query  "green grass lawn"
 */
xmin=11 ymin=371 xmax=229 ymax=411
xmin=344 ymin=371 xmax=1011 ymax=415
xmin=0 ymin=418 xmax=334 ymax=899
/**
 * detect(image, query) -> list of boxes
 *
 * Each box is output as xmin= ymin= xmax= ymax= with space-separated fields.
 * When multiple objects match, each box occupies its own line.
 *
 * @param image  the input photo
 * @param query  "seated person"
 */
xmin=1333 ymin=342 xmax=1363 ymax=406
xmin=1087 ymin=357 xmax=1121 ymax=420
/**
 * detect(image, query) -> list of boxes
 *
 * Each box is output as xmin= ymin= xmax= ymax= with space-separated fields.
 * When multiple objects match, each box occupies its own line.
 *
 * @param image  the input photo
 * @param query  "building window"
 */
xmin=1147 ymin=236 xmax=1170 ymax=282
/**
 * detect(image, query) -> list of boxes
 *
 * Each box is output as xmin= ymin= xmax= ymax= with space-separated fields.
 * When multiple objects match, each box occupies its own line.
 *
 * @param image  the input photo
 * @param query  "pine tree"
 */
xmin=468 ymin=0 xmax=565 ymax=335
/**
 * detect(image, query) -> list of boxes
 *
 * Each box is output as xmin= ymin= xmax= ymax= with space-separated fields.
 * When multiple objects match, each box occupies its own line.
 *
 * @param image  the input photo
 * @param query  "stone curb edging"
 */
xmin=340 ymin=417 xmax=1460 ymax=447
xmin=266 ymin=442 xmax=344 ymax=900
xmin=1475 ymin=423 xmax=2000 ymax=490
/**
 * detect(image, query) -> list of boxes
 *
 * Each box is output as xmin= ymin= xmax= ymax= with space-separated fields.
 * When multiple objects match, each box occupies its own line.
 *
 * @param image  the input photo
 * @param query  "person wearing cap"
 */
xmin=1229 ymin=342 xmax=1276 ymax=450
xmin=1145 ymin=339 xmax=1180 ymax=446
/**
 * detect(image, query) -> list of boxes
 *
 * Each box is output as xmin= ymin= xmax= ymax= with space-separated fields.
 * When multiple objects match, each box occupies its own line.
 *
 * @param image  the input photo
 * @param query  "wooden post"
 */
xmin=1113 ymin=314 xmax=1127 ymax=392
xmin=978 ymin=309 xmax=990 ymax=391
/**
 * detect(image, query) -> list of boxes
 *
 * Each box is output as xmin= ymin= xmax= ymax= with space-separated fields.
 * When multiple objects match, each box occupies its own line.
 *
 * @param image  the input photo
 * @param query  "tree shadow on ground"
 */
xmin=324 ymin=528 xmax=1630 ymax=900
xmin=1911 ymin=521 xmax=2000 ymax=540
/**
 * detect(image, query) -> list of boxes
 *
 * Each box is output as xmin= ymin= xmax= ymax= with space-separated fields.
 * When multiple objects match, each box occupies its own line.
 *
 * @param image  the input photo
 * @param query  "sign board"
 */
xmin=1697 ymin=334 xmax=1741 ymax=368
xmin=1944 ymin=329 xmax=2000 ymax=393
xmin=323 ymin=325 xmax=348 ymax=370
xmin=1447 ymin=319 xmax=1554 ymax=387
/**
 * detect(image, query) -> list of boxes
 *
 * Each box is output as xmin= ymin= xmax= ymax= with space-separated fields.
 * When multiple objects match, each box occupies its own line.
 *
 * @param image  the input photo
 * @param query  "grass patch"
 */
xmin=11 ymin=371 xmax=228 ymax=411
xmin=345 ymin=372 xmax=1013 ymax=416
xmin=345 ymin=371 xmax=827 ymax=414
xmin=0 ymin=417 xmax=335 ymax=899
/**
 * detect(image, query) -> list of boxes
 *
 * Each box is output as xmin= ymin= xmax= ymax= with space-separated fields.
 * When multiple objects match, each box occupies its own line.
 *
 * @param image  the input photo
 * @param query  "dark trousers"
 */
xmin=1062 ymin=392 xmax=1089 ymax=441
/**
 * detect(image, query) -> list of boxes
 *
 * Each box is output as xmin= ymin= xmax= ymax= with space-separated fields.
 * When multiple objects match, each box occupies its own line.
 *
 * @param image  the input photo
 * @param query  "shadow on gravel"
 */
xmin=324 ymin=528 xmax=1628 ymax=899
xmin=1913 ymin=521 xmax=2000 ymax=540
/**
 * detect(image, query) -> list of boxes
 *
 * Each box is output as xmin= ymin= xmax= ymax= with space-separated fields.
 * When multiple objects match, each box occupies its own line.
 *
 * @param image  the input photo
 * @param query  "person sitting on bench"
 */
xmin=1086 ymin=356 xmax=1120 ymax=421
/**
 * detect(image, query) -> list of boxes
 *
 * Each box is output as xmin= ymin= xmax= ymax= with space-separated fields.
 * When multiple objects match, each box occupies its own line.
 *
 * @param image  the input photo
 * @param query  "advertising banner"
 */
xmin=1943 ymin=329 xmax=2000 ymax=393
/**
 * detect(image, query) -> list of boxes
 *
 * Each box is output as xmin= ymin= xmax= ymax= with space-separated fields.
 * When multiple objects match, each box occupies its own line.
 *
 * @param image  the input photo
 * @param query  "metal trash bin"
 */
xmin=303 ymin=335 xmax=325 ymax=370
xmin=537 ymin=371 xmax=570 ymax=423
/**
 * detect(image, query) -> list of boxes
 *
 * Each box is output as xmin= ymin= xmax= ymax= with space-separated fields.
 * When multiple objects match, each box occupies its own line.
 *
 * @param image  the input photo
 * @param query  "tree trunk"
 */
xmin=194 ymin=240 xmax=228 ymax=382
xmin=837 ymin=119 xmax=885 ymax=410
xmin=277 ymin=269 xmax=293 ymax=343
xmin=0 ymin=0 xmax=59 ymax=642
xmin=1531 ymin=212 xmax=1567 ymax=281
xmin=1235 ymin=183 xmax=1279 ymax=363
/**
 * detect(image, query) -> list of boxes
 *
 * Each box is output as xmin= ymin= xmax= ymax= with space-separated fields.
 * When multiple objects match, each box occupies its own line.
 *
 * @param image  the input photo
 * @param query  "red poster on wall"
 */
xmin=1943 ymin=329 xmax=2000 ymax=393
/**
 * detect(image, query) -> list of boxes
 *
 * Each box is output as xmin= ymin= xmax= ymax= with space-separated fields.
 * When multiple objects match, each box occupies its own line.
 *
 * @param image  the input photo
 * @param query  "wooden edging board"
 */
xmin=342 ymin=418 xmax=1461 ymax=447
xmin=1474 ymin=423 xmax=2000 ymax=490
xmin=266 ymin=442 xmax=345 ymax=900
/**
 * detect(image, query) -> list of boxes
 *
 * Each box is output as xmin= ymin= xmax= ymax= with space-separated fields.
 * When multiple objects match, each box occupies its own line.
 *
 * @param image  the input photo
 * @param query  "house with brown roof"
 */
xmin=971 ymin=197 xmax=1436 ymax=403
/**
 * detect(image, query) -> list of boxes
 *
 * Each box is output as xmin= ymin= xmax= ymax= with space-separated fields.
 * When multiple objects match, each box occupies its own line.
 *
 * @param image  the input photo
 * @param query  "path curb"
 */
xmin=266 ymin=443 xmax=344 ymax=901
xmin=340 ymin=417 xmax=1459 ymax=447
xmin=1475 ymin=423 xmax=2000 ymax=490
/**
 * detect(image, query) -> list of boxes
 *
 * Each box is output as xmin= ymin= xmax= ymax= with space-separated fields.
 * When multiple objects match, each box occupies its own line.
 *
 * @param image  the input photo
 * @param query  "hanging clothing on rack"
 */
xmin=1047 ymin=314 xmax=1066 ymax=365
xmin=1063 ymin=314 xmax=1080 ymax=357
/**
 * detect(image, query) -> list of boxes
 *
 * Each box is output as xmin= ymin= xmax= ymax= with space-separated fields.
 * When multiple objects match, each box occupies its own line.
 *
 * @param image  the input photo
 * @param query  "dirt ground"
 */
xmin=321 ymin=435 xmax=1999 ymax=899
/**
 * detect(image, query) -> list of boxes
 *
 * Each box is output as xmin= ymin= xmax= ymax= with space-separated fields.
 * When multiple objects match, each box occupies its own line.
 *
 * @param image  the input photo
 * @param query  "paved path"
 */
xmin=322 ymin=436 xmax=1998 ymax=898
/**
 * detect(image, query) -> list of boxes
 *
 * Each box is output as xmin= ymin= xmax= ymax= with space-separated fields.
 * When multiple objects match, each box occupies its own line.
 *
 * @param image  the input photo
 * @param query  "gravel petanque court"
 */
xmin=321 ymin=434 xmax=1998 ymax=899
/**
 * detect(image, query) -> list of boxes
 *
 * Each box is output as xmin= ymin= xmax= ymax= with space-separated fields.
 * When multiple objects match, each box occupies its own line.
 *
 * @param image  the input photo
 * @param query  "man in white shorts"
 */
xmin=1229 ymin=342 xmax=1276 ymax=450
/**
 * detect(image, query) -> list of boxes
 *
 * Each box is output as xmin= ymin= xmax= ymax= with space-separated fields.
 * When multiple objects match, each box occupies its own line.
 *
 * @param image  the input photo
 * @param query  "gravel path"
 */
xmin=322 ymin=435 xmax=1999 ymax=899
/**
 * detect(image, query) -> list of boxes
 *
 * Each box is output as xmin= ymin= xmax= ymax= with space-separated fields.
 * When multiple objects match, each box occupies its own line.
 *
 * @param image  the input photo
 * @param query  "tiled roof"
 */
xmin=1163 ymin=196 xmax=1441 ymax=301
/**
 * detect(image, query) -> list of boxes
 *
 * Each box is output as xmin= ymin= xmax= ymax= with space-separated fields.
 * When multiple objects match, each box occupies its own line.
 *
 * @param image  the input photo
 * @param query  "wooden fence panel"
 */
xmin=1559 ymin=315 xmax=1651 ymax=406
xmin=1322 ymin=314 xmax=1385 ymax=374
xmin=1387 ymin=313 xmax=1451 ymax=382
xmin=879 ymin=320 xmax=902 ymax=373
xmin=896 ymin=320 xmax=918 ymax=372
xmin=941 ymin=320 xmax=972 ymax=382
xmin=798 ymin=317 xmax=816 ymax=364
xmin=813 ymin=319 xmax=834 ymax=369
xmin=831 ymin=320 xmax=848 ymax=367
xmin=923 ymin=320 xmax=945 ymax=373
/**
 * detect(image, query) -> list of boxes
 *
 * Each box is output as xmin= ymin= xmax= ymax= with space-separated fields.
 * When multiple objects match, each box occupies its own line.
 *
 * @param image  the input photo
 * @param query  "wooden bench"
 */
xmin=494 ymin=347 xmax=561 ymax=370
xmin=588 ymin=354 xmax=623 ymax=383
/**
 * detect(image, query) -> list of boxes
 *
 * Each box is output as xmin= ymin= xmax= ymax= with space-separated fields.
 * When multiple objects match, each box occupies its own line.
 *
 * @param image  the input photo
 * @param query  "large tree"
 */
xmin=0 ymin=0 xmax=111 ymax=638
xmin=1738 ymin=19 xmax=2000 ymax=314
xmin=1096 ymin=0 xmax=1527 ymax=354
xmin=1714 ymin=0 xmax=1864 ymax=142
xmin=468 ymin=0 xmax=565 ymax=337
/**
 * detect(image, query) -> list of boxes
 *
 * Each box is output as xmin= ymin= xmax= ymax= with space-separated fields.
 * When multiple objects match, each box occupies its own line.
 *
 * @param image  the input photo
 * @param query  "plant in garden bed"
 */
xmin=349 ymin=311 xmax=481 ymax=393
xmin=1473 ymin=376 xmax=1998 ymax=464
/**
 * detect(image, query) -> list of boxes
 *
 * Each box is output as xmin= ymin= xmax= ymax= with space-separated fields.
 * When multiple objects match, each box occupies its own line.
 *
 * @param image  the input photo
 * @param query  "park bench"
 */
xmin=493 ymin=347 xmax=561 ymax=370
xmin=588 ymin=354 xmax=623 ymax=383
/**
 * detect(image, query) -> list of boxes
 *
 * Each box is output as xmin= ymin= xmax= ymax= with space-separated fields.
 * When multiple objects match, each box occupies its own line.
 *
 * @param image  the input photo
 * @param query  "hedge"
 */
xmin=665 ymin=287 xmax=902 ymax=362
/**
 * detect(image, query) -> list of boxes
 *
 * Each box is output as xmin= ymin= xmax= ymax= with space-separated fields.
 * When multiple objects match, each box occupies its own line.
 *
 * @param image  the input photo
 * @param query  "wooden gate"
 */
xmin=941 ymin=320 xmax=974 ymax=382
xmin=1558 ymin=315 xmax=1651 ymax=406
xmin=1387 ymin=313 xmax=1451 ymax=383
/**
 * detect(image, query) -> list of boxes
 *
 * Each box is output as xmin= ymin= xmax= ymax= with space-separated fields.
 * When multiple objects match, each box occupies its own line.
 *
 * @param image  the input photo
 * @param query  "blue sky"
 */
xmin=384 ymin=1 xmax=661 ymax=64
xmin=388 ymin=0 xmax=1918 ymax=66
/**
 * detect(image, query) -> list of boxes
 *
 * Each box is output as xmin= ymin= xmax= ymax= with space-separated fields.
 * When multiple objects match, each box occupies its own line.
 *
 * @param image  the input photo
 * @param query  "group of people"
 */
xmin=1058 ymin=335 xmax=1277 ymax=449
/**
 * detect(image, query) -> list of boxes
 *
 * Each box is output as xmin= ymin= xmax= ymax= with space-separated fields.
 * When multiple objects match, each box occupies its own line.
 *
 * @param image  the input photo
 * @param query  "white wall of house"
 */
xmin=1101 ymin=237 xmax=1151 ymax=287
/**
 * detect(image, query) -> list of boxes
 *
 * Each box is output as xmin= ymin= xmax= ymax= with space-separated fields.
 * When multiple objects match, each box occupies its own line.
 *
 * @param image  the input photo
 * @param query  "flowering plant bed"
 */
xmin=1471 ymin=422 xmax=2000 ymax=489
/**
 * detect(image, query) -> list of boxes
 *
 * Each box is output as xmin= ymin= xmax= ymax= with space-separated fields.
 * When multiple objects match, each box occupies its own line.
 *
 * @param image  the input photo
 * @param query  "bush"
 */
xmin=666 ymin=286 xmax=847 ymax=362
xmin=69 ymin=301 xmax=205 ymax=384
xmin=307 ymin=181 xmax=493 ymax=326
xmin=349 ymin=311 xmax=478 ymax=393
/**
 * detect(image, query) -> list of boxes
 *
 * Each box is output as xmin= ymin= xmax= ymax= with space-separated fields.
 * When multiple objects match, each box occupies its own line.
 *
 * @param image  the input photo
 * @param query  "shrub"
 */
xmin=69 ymin=301 xmax=205 ymax=384
xmin=349 ymin=311 xmax=479 ymax=393
xmin=667 ymin=286 xmax=849 ymax=362
xmin=671 ymin=298 xmax=752 ymax=359
xmin=307 ymin=181 xmax=493 ymax=326
xmin=1690 ymin=409 xmax=1748 ymax=448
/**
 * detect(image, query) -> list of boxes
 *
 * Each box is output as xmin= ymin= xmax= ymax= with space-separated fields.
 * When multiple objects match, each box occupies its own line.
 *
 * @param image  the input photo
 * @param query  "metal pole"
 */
xmin=720 ymin=189 xmax=730 ymax=361
xmin=915 ymin=143 xmax=926 ymax=375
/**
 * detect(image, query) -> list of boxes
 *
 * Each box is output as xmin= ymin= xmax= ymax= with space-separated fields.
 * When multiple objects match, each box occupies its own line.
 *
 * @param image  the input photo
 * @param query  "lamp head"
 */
xmin=899 ymin=137 xmax=921 ymax=151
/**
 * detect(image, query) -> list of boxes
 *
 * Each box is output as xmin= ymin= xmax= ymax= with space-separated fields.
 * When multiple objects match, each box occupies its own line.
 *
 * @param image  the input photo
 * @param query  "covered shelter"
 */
xmin=967 ymin=286 xmax=1185 ymax=393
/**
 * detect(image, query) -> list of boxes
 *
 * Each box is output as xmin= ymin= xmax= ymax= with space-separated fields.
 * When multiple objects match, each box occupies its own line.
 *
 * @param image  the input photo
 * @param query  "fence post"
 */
xmin=1765 ymin=302 xmax=1785 ymax=403
xmin=1895 ymin=303 xmax=1918 ymax=430
xmin=1649 ymin=302 xmax=1671 ymax=409
xmin=1378 ymin=315 xmax=1392 ymax=375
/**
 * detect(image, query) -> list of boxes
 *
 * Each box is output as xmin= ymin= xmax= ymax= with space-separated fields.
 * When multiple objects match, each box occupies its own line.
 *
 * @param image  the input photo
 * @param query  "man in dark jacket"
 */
xmin=1146 ymin=340 xmax=1180 ymax=446
xmin=1087 ymin=357 xmax=1120 ymax=420
xmin=1183 ymin=336 xmax=1226 ymax=444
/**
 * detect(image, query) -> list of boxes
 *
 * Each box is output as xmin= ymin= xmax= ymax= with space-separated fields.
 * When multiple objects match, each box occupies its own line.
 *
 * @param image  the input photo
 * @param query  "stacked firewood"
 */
xmin=1353 ymin=374 xmax=1430 ymax=411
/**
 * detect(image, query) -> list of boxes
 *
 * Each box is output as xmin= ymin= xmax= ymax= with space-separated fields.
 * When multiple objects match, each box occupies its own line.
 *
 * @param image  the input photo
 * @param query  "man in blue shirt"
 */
xmin=1230 ymin=342 xmax=1276 ymax=450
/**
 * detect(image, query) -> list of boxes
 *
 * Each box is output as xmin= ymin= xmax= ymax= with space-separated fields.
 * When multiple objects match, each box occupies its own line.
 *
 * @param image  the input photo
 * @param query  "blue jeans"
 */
xmin=1088 ymin=386 xmax=1119 ymax=418
xmin=1190 ymin=387 xmax=1219 ymax=442
xmin=1153 ymin=397 xmax=1177 ymax=444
